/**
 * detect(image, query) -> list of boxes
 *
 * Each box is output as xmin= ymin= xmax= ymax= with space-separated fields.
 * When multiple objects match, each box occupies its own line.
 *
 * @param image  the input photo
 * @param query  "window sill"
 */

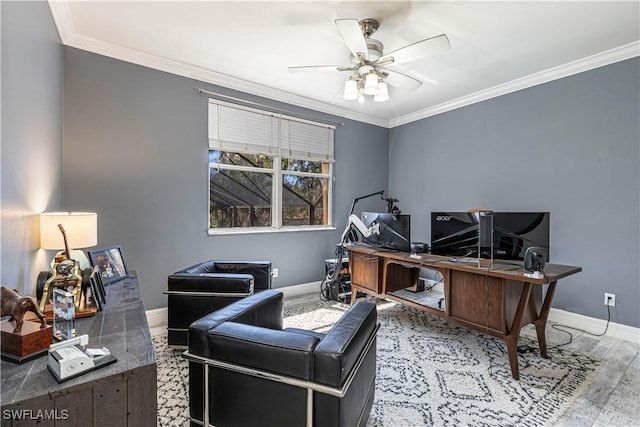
xmin=207 ymin=226 xmax=336 ymax=236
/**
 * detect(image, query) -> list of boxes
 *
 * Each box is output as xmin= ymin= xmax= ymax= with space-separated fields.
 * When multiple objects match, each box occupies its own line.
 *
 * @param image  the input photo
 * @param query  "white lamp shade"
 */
xmin=343 ymin=79 xmax=358 ymax=100
xmin=40 ymin=212 xmax=97 ymax=250
xmin=374 ymin=81 xmax=389 ymax=102
xmin=363 ymin=73 xmax=379 ymax=95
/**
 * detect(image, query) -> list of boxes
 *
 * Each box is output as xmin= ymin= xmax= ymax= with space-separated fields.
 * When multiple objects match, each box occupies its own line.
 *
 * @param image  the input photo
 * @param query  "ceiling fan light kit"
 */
xmin=364 ymin=72 xmax=380 ymax=95
xmin=290 ymin=18 xmax=450 ymax=105
xmin=374 ymin=81 xmax=389 ymax=102
xmin=343 ymin=79 xmax=359 ymax=100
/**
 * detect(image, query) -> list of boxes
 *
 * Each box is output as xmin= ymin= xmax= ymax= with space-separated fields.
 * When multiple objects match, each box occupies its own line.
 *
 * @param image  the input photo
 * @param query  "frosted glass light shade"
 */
xmin=343 ymin=79 xmax=358 ymax=100
xmin=363 ymin=73 xmax=379 ymax=95
xmin=374 ymin=81 xmax=389 ymax=102
xmin=40 ymin=212 xmax=97 ymax=250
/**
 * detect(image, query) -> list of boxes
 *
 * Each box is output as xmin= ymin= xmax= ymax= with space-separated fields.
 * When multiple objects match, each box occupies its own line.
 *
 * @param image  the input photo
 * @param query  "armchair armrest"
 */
xmin=189 ymin=290 xmax=283 ymax=358
xmin=313 ymin=301 xmax=377 ymax=388
xmin=209 ymin=322 xmax=320 ymax=380
xmin=167 ymin=273 xmax=254 ymax=294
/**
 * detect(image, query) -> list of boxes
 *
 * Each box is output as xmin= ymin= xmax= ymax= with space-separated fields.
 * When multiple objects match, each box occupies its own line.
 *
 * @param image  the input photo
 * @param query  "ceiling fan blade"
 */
xmin=378 ymin=34 xmax=450 ymax=66
xmin=383 ymin=70 xmax=423 ymax=92
xmin=288 ymin=65 xmax=352 ymax=73
xmin=335 ymin=19 xmax=369 ymax=61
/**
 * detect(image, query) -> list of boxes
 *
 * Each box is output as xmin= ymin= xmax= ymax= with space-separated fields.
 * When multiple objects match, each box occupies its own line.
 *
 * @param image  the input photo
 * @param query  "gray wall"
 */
xmin=62 ymin=47 xmax=389 ymax=310
xmin=1 ymin=3 xmax=637 ymax=329
xmin=389 ymin=58 xmax=640 ymax=328
xmin=0 ymin=1 xmax=63 ymax=294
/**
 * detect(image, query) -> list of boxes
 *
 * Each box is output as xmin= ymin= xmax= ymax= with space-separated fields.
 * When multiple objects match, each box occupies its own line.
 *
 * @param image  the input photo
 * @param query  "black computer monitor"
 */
xmin=430 ymin=211 xmax=550 ymax=261
xmin=361 ymin=212 xmax=411 ymax=252
xmin=492 ymin=212 xmax=550 ymax=261
xmin=430 ymin=212 xmax=478 ymax=257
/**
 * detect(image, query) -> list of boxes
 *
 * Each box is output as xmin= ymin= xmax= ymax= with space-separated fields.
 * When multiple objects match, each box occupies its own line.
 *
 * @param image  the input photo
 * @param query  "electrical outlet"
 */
xmin=272 ymin=268 xmax=279 ymax=278
xmin=604 ymin=293 xmax=615 ymax=307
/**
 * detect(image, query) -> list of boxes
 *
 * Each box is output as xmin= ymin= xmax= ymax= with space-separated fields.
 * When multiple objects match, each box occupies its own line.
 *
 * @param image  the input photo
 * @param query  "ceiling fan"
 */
xmin=288 ymin=18 xmax=450 ymax=103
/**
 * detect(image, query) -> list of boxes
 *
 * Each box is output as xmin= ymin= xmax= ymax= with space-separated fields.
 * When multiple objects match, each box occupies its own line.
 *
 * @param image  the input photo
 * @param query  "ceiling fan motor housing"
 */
xmin=359 ymin=19 xmax=384 ymax=62
xmin=359 ymin=18 xmax=379 ymax=38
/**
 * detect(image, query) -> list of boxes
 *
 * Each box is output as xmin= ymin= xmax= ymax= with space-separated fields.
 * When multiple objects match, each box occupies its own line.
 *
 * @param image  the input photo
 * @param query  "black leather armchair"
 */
xmin=165 ymin=260 xmax=272 ymax=347
xmin=185 ymin=289 xmax=378 ymax=427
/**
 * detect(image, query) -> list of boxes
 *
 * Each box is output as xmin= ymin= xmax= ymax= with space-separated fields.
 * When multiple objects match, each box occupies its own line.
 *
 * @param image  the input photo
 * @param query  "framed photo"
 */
xmin=94 ymin=268 xmax=106 ymax=303
xmin=88 ymin=245 xmax=128 ymax=285
xmin=88 ymin=270 xmax=104 ymax=311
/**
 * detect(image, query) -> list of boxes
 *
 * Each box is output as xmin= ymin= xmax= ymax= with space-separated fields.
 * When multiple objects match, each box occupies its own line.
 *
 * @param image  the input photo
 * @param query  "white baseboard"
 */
xmin=278 ymin=281 xmax=322 ymax=299
xmin=548 ymin=308 xmax=639 ymax=345
xmin=146 ymin=306 xmax=167 ymax=331
xmin=146 ymin=284 xmax=640 ymax=345
xmin=145 ymin=281 xmax=322 ymax=331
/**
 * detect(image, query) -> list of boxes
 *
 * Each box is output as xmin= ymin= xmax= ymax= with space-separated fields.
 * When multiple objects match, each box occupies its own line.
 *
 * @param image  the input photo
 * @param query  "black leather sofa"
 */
xmin=165 ymin=260 xmax=272 ymax=347
xmin=184 ymin=289 xmax=378 ymax=427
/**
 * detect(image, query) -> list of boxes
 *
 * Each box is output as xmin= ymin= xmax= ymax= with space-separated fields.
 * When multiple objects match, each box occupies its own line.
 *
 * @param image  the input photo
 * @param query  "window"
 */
xmin=208 ymin=100 xmax=335 ymax=232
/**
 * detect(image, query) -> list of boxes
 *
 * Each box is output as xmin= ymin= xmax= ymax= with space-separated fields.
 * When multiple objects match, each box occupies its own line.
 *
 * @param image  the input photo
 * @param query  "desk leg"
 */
xmin=505 ymin=282 xmax=533 ymax=380
xmin=381 ymin=260 xmax=389 ymax=294
xmin=350 ymin=287 xmax=358 ymax=305
xmin=534 ymin=280 xmax=557 ymax=359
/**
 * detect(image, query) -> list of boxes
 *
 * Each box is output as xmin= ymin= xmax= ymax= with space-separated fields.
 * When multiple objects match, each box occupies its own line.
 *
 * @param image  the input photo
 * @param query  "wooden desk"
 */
xmin=1 ymin=273 xmax=157 ymax=426
xmin=347 ymin=245 xmax=582 ymax=380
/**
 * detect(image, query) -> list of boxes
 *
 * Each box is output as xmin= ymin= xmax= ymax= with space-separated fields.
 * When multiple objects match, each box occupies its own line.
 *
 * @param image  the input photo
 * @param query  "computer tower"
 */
xmin=323 ymin=257 xmax=350 ymax=302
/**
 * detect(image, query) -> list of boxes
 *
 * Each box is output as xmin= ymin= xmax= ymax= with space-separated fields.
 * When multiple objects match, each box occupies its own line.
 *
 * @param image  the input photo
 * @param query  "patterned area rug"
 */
xmin=155 ymin=300 xmax=601 ymax=426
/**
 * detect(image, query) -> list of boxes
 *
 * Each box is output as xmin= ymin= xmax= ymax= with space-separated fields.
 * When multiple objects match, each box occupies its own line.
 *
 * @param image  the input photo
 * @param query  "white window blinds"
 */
xmin=280 ymin=118 xmax=335 ymax=162
xmin=208 ymin=103 xmax=279 ymax=155
xmin=208 ymin=100 xmax=335 ymax=162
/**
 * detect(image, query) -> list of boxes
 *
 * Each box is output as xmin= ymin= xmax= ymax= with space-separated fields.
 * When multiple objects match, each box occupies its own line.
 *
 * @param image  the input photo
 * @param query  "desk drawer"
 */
xmin=448 ymin=270 xmax=503 ymax=333
xmin=349 ymin=253 xmax=382 ymax=294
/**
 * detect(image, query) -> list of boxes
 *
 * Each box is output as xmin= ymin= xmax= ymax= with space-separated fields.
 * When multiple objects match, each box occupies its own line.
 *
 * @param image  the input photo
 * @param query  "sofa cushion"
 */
xmin=283 ymin=327 xmax=326 ymax=341
xmin=209 ymin=322 xmax=320 ymax=380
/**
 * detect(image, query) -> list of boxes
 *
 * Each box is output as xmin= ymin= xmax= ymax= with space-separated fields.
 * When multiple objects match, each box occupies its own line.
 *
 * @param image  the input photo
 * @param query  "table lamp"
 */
xmin=40 ymin=212 xmax=97 ymax=270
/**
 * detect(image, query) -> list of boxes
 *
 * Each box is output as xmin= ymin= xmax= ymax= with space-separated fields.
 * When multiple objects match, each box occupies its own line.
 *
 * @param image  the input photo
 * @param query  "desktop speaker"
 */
xmin=524 ymin=247 xmax=547 ymax=272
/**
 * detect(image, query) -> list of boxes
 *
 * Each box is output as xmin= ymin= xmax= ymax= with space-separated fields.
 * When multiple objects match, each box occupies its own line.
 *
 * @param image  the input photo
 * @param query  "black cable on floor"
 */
xmin=548 ymin=303 xmax=611 ymax=350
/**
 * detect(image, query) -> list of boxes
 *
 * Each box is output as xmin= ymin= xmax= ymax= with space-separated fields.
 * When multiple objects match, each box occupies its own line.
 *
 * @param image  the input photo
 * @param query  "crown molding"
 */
xmin=48 ymin=0 xmax=74 ymax=43
xmin=49 ymin=1 xmax=638 ymax=130
xmin=48 ymin=2 xmax=388 ymax=128
xmin=69 ymin=33 xmax=389 ymax=128
xmin=390 ymin=41 xmax=640 ymax=128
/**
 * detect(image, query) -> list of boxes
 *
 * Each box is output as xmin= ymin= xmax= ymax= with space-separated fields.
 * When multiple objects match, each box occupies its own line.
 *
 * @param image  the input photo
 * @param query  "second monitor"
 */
xmin=361 ymin=212 xmax=411 ymax=252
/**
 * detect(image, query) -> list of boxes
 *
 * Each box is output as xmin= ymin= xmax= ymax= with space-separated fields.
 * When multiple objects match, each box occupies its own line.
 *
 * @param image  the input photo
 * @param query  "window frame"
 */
xmin=207 ymin=100 xmax=335 ymax=235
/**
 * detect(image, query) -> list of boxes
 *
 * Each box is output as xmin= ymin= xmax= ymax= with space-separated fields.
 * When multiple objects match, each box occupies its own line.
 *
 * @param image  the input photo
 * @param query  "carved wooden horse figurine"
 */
xmin=1 ymin=287 xmax=48 ymax=333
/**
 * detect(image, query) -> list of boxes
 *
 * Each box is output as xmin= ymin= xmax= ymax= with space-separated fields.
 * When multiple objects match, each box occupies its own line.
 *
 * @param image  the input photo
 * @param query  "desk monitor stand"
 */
xmin=477 ymin=211 xmax=493 ymax=269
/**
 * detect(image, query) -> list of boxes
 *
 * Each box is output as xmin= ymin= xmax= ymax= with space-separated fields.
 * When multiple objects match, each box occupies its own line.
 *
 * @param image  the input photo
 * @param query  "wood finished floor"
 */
xmin=521 ymin=323 xmax=640 ymax=426
xmin=285 ymin=292 xmax=640 ymax=427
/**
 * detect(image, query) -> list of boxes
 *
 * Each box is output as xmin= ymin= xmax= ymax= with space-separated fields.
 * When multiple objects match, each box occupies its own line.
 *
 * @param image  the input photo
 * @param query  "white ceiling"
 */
xmin=49 ymin=1 xmax=639 ymax=128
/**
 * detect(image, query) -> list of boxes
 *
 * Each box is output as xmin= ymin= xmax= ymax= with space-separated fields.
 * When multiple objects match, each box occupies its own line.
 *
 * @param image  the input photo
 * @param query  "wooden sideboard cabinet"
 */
xmin=1 ymin=273 xmax=157 ymax=427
